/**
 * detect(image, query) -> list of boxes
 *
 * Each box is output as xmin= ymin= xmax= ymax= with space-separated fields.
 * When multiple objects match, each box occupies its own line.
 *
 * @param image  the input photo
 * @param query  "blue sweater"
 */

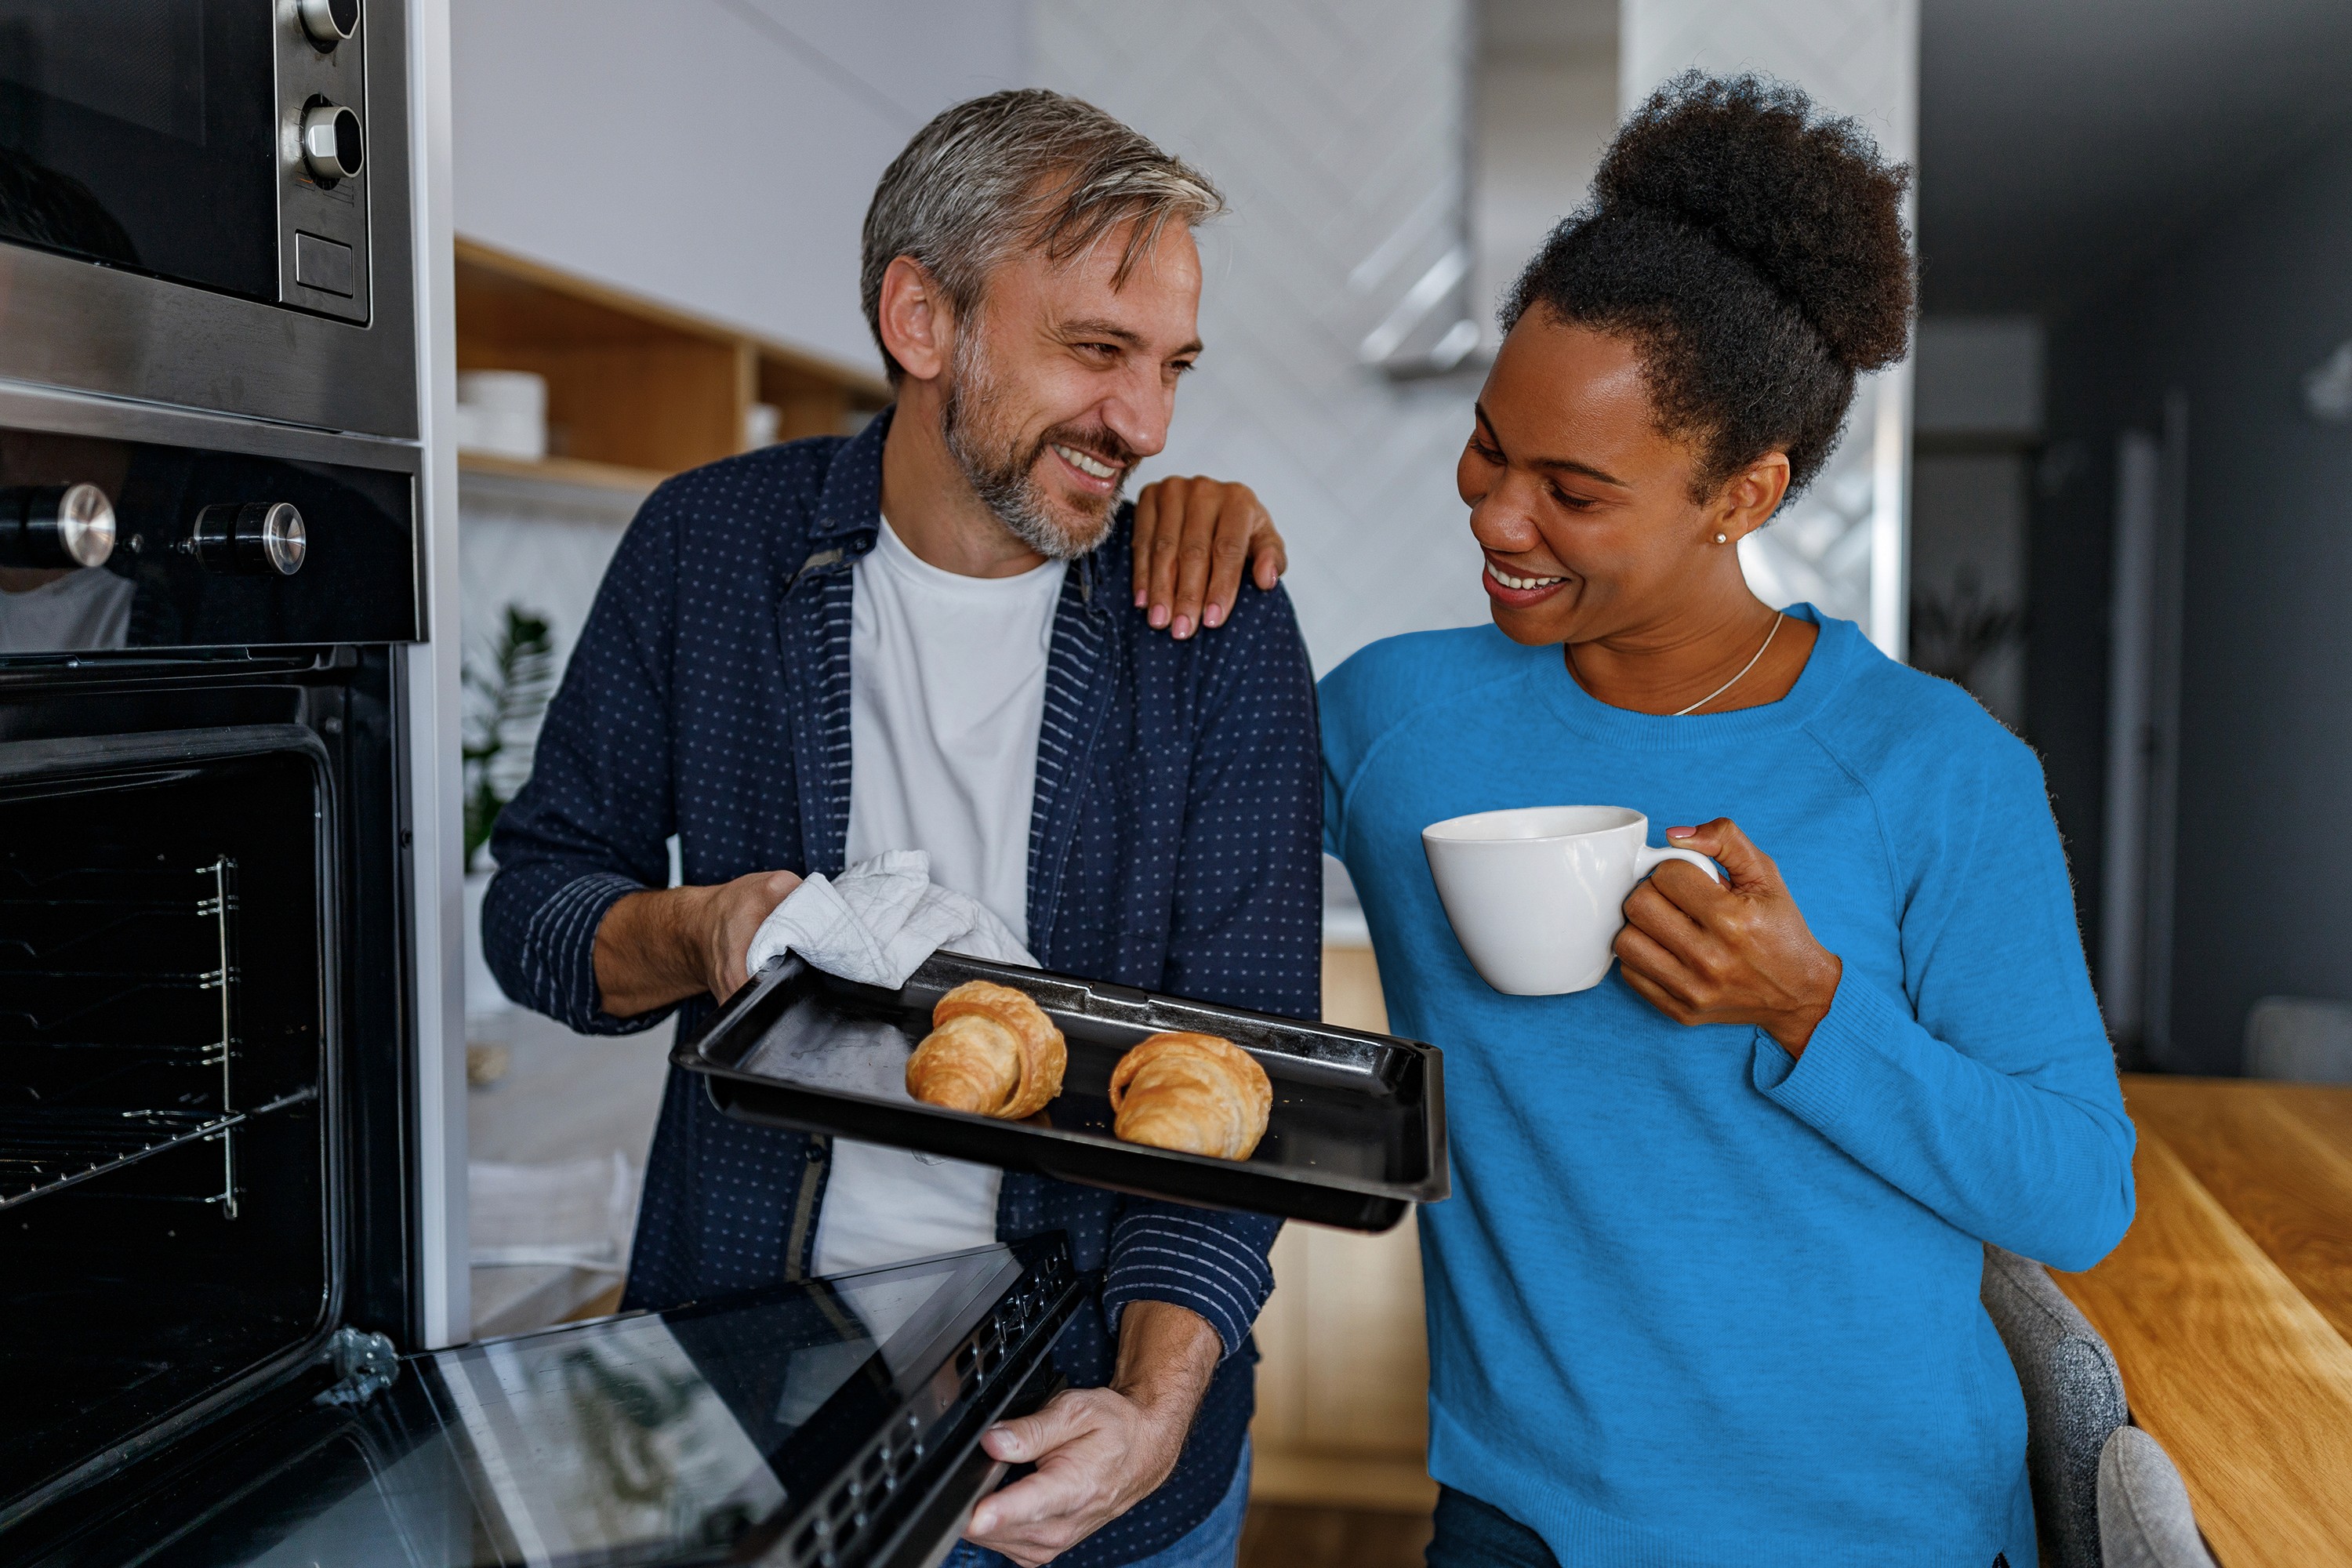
xmin=1319 ymin=610 xmax=2135 ymax=1568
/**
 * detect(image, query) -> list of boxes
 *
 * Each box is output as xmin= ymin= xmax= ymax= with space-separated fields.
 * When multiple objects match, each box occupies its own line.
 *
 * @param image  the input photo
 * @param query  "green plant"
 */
xmin=463 ymin=605 xmax=555 ymax=873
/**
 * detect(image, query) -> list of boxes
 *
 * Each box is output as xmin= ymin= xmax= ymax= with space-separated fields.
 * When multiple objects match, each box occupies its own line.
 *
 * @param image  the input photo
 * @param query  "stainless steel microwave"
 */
xmin=0 ymin=0 xmax=416 ymax=441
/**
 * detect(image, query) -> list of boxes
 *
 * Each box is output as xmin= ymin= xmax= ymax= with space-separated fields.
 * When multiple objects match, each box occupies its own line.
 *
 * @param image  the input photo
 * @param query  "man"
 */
xmin=484 ymin=90 xmax=1312 ymax=1568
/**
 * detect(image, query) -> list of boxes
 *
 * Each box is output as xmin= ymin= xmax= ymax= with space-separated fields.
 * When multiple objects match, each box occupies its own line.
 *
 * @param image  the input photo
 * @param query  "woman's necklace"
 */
xmin=1671 ymin=613 xmax=1781 ymax=715
xmin=1568 ymin=612 xmax=1784 ymax=717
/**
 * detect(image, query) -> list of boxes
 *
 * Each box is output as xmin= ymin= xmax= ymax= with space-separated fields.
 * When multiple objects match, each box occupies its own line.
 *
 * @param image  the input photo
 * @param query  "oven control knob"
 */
xmin=191 ymin=503 xmax=307 ymax=577
xmin=0 ymin=483 xmax=115 ymax=569
xmin=297 ymin=0 xmax=360 ymax=48
xmin=299 ymin=102 xmax=365 ymax=183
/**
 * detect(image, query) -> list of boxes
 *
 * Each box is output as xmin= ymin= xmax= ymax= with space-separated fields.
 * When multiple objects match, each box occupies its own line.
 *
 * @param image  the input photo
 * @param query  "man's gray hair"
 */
xmin=861 ymin=89 xmax=1224 ymax=380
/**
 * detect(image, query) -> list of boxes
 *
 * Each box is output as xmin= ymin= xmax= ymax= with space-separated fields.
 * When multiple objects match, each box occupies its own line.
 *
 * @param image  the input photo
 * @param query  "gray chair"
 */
xmin=1980 ymin=1244 xmax=2131 ymax=1568
xmin=2244 ymin=994 xmax=2352 ymax=1083
xmin=2098 ymin=1426 xmax=2219 ymax=1568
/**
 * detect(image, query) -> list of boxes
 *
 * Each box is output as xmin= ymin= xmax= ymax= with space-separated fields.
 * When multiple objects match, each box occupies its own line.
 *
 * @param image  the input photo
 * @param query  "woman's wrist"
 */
xmin=1766 ymin=951 xmax=1843 ymax=1058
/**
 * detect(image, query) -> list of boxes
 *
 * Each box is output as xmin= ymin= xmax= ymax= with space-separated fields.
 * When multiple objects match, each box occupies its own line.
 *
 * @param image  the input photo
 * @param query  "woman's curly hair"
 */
xmin=1502 ymin=71 xmax=1913 ymax=501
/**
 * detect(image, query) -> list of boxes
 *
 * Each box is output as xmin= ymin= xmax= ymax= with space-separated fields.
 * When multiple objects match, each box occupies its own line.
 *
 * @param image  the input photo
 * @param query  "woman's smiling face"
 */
xmin=1459 ymin=313 xmax=1744 ymax=648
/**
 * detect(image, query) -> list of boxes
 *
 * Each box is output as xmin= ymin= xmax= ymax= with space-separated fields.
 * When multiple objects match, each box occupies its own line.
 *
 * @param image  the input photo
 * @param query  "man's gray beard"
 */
xmin=939 ymin=340 xmax=1121 ymax=562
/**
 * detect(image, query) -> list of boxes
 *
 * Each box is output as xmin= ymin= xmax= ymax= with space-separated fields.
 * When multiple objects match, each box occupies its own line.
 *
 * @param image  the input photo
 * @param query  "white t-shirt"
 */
xmin=808 ymin=517 xmax=1067 ymax=1278
xmin=0 ymin=568 xmax=133 ymax=653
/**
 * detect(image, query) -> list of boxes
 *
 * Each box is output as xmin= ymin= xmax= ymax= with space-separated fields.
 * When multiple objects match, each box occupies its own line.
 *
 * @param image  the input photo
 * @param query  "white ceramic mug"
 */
xmin=1421 ymin=806 xmax=1719 ymax=996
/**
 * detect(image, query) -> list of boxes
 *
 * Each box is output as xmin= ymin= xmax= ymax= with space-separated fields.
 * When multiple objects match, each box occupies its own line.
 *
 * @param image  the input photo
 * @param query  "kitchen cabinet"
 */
xmin=1250 ymin=946 xmax=1437 ymax=1510
xmin=452 ymin=239 xmax=891 ymax=490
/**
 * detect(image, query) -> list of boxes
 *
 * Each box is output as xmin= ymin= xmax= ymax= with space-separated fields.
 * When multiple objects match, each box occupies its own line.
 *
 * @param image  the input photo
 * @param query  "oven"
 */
xmin=0 ymin=383 xmax=1085 ymax=1563
xmin=0 ymin=0 xmax=413 ymax=437
xmin=0 ymin=380 xmax=424 ymax=1534
xmin=0 ymin=12 xmax=1088 ymax=1562
xmin=5 ymin=1227 xmax=1084 ymax=1568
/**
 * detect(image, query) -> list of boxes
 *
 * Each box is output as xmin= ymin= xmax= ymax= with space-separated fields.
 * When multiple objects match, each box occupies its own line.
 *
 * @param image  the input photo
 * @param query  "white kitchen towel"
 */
xmin=469 ymin=1151 xmax=637 ymax=1272
xmin=744 ymin=849 xmax=1036 ymax=987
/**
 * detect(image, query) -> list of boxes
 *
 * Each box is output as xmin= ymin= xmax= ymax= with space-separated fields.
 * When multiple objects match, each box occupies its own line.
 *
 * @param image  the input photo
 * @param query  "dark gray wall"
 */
xmin=2031 ymin=116 xmax=2352 ymax=1074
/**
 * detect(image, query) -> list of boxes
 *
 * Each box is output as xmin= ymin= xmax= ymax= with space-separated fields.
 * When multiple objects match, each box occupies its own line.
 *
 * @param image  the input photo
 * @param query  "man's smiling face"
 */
xmin=940 ymin=219 xmax=1203 ymax=559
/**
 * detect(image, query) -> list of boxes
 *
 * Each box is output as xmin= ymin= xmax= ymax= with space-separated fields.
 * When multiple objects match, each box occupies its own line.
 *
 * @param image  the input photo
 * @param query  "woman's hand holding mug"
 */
xmin=1613 ymin=818 xmax=1842 ymax=1055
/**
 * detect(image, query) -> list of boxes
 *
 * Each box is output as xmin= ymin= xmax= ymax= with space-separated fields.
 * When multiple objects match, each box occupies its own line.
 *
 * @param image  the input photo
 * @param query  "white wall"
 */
xmin=451 ymin=0 xmax=1029 ymax=370
xmin=456 ymin=474 xmax=637 ymax=701
xmin=1033 ymin=0 xmax=1491 ymax=674
xmin=451 ymin=2 xmax=1033 ymax=804
xmin=1621 ymin=0 xmax=1920 ymax=653
xmin=452 ymin=2 xmax=1601 ymax=677
xmin=1473 ymin=0 xmax=1620 ymax=336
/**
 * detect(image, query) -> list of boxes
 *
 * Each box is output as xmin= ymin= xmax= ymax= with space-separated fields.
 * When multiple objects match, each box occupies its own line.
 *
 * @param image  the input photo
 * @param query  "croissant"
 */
xmin=905 ymin=980 xmax=1066 ymax=1120
xmin=1107 ymin=1032 xmax=1271 ymax=1160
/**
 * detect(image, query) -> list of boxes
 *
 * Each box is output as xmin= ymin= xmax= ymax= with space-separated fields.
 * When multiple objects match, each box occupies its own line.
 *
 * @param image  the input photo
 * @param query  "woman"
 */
xmin=1319 ymin=75 xmax=2134 ymax=1567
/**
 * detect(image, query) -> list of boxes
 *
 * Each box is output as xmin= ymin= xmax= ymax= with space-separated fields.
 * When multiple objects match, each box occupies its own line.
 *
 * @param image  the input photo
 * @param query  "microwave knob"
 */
xmin=190 ymin=503 xmax=307 ymax=577
xmin=299 ymin=102 xmax=365 ymax=183
xmin=297 ymin=0 xmax=360 ymax=48
xmin=0 ymin=483 xmax=115 ymax=569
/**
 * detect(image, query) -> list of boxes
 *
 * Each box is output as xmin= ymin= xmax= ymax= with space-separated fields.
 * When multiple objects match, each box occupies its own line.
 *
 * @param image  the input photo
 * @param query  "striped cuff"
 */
xmin=1100 ymin=1205 xmax=1279 ymax=1359
xmin=521 ymin=870 xmax=655 ymax=1034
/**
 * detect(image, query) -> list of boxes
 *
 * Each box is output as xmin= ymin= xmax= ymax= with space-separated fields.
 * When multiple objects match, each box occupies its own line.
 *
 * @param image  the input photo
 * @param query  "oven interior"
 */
xmin=0 ymin=746 xmax=335 ymax=1513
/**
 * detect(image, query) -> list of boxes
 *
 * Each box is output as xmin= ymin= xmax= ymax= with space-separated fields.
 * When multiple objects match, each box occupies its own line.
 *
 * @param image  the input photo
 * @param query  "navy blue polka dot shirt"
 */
xmin=483 ymin=408 xmax=1323 ymax=1564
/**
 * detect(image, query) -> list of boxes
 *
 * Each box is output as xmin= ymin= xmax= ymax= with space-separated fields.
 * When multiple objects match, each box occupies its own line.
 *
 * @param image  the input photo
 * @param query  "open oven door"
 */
xmin=3 ymin=1237 xmax=1083 ymax=1568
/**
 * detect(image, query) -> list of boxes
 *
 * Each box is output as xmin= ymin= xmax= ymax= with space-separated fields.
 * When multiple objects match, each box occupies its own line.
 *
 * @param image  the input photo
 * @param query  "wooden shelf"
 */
xmin=454 ymin=238 xmax=890 ymax=484
xmin=456 ymin=449 xmax=670 ymax=498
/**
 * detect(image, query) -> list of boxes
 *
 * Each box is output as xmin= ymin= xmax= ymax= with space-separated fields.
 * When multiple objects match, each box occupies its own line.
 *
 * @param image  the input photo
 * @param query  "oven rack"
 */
xmin=0 ymin=910 xmax=236 ymax=957
xmin=0 ymin=874 xmax=236 ymax=959
xmin=0 ymin=1036 xmax=228 ymax=1060
xmin=0 ymin=912 xmax=164 ymax=969
xmin=0 ymin=1087 xmax=312 ymax=1213
xmin=1 ymin=859 xmax=238 ymax=1040
xmin=0 ymin=858 xmax=236 ymax=895
xmin=0 ymin=972 xmax=234 ymax=1036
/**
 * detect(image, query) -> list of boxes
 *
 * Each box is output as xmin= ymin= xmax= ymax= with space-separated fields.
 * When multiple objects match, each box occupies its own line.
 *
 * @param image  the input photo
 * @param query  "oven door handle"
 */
xmin=914 ymin=1457 xmax=1006 ymax=1568
xmin=877 ymin=1356 xmax=1069 ymax=1568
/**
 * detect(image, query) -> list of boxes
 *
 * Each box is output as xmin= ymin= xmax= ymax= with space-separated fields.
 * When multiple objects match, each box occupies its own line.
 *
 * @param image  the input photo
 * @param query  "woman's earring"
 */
xmin=1715 ymin=532 xmax=1729 ymax=544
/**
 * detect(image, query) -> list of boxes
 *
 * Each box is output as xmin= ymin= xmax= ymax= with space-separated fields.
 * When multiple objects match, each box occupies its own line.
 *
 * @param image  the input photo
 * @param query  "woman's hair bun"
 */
xmin=1592 ymin=71 xmax=1911 ymax=374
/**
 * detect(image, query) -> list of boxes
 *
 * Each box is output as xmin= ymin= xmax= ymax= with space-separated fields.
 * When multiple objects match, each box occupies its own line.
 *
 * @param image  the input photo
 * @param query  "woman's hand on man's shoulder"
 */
xmin=1131 ymin=475 xmax=1287 ymax=641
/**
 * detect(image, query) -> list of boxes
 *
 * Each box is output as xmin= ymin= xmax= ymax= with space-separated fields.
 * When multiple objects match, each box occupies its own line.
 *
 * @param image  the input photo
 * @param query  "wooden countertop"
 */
xmin=2051 ymin=1074 xmax=2352 ymax=1567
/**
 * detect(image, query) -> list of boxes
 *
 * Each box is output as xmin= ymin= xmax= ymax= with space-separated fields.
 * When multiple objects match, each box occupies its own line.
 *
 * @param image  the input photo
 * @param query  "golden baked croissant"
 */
xmin=1107 ymin=1032 xmax=1271 ymax=1160
xmin=905 ymin=980 xmax=1066 ymax=1120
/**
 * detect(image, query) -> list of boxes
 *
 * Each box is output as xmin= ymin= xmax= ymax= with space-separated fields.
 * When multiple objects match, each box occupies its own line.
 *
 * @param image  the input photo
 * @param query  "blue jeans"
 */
xmin=945 ymin=1438 xmax=1251 ymax=1568
xmin=1425 ymin=1487 xmax=1559 ymax=1568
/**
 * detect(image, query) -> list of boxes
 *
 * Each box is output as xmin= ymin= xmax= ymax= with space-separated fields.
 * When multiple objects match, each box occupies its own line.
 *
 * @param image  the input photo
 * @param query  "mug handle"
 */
xmin=1635 ymin=842 xmax=1723 ymax=886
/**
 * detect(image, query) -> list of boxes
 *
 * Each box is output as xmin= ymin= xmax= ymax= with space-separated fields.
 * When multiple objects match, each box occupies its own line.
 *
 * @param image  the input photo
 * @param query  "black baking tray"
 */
xmin=673 ymin=950 xmax=1448 ymax=1232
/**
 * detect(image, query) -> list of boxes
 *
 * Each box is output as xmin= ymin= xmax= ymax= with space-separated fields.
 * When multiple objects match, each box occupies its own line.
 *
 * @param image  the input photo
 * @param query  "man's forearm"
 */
xmin=593 ymin=885 xmax=714 ymax=1018
xmin=1109 ymin=1301 xmax=1222 ymax=1428
xmin=592 ymin=867 xmax=804 ymax=1019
